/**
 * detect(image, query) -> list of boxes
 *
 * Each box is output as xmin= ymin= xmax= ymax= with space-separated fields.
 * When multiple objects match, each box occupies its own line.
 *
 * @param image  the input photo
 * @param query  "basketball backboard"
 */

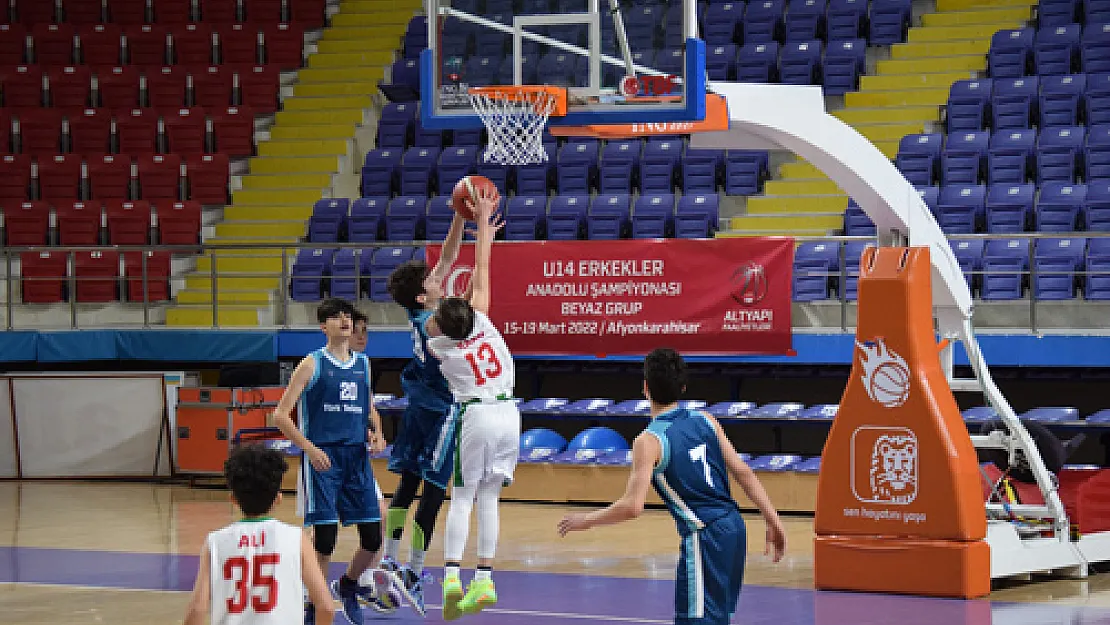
xmin=419 ymin=0 xmax=706 ymax=130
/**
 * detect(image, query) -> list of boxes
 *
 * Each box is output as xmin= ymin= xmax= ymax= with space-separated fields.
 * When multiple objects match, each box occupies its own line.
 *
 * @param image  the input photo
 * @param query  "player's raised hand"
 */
xmin=765 ymin=521 xmax=786 ymax=563
xmin=557 ymin=512 xmax=591 ymax=536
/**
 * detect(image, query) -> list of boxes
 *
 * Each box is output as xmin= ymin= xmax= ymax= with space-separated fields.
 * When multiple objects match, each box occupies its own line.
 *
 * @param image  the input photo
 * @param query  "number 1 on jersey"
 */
xmin=689 ymin=444 xmax=714 ymax=488
xmin=464 ymin=342 xmax=502 ymax=386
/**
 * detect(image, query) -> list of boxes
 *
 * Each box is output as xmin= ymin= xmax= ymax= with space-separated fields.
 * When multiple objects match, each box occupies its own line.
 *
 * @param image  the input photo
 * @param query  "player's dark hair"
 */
xmin=352 ymin=308 xmax=369 ymax=327
xmin=644 ymin=348 xmax=687 ymax=405
xmin=387 ymin=260 xmax=430 ymax=312
xmin=435 ymin=297 xmax=475 ymax=340
xmin=317 ymin=297 xmax=356 ymax=323
xmin=224 ymin=444 xmax=288 ymax=516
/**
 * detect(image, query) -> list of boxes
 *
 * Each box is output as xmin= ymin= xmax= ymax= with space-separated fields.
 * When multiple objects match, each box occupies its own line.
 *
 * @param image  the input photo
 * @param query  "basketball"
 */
xmin=868 ymin=362 xmax=910 ymax=408
xmin=450 ymin=175 xmax=500 ymax=221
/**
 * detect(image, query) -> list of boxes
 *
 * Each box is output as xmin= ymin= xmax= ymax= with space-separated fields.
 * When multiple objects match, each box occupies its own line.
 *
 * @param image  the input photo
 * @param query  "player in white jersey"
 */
xmin=424 ymin=188 xmax=519 ymax=620
xmin=183 ymin=444 xmax=335 ymax=625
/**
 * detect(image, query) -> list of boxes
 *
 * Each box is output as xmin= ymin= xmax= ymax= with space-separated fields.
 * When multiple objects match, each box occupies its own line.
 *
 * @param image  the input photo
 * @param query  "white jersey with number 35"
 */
xmin=429 ymin=311 xmax=515 ymax=402
xmin=207 ymin=519 xmax=304 ymax=625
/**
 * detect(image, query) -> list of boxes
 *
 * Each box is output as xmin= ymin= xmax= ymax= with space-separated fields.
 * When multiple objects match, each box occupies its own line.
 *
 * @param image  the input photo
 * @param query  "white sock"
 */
xmin=475 ymin=480 xmax=503 ymax=560
xmin=410 ymin=548 xmax=426 ymax=575
xmin=445 ymin=564 xmax=461 ymax=580
xmin=444 ymin=484 xmax=477 ymax=564
xmin=475 ymin=568 xmax=492 ymax=582
xmin=384 ymin=538 xmax=401 ymax=562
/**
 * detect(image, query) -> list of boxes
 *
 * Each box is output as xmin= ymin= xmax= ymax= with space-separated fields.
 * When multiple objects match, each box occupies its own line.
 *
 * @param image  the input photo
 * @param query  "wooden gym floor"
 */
xmin=3 ymin=482 xmax=1110 ymax=624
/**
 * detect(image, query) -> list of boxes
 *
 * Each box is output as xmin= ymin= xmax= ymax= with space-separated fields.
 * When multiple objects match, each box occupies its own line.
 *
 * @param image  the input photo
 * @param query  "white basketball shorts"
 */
xmin=455 ymin=400 xmax=521 ymax=488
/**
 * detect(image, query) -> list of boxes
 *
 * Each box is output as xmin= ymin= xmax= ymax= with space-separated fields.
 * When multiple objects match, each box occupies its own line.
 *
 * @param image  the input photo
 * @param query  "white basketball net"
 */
xmin=468 ymin=89 xmax=558 ymax=166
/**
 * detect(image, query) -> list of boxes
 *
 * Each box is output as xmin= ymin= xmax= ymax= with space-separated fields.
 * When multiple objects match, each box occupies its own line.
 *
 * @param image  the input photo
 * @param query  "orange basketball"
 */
xmin=450 ymin=175 xmax=500 ymax=221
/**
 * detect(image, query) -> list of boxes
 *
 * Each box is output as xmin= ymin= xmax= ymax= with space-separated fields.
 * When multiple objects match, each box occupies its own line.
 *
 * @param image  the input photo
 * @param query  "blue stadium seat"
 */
xmin=404 ymin=16 xmax=428 ymax=57
xmin=1087 ymin=0 xmax=1110 ymax=22
xmin=328 ymin=248 xmax=364 ymax=300
xmin=941 ymin=131 xmax=989 ymax=184
xmin=631 ymin=193 xmax=673 ymax=238
xmin=588 ymin=193 xmax=632 ymax=239
xmin=683 ymin=148 xmax=723 ymax=194
xmin=744 ymin=0 xmax=786 ymax=44
xmin=413 ymin=121 xmax=444 ymax=149
xmin=547 ymin=194 xmax=588 ymax=240
xmin=706 ymin=43 xmax=739 ymax=79
xmin=369 ymin=246 xmax=416 ymax=301
xmin=599 ymin=140 xmax=640 ymax=194
xmin=376 ymin=103 xmax=418 ymax=149
xmin=1086 ymin=181 xmax=1110 ymax=231
xmin=664 ymin=3 xmax=687 ymax=48
xmin=1037 ymin=126 xmax=1085 ymax=184
xmin=793 ymin=241 xmax=840 ymax=301
xmin=1039 ymin=74 xmax=1086 ymax=127
xmin=519 ymin=427 xmax=568 ymax=462
xmin=464 ymin=55 xmax=502 ymax=86
xmin=895 ymin=133 xmax=943 ymax=185
xmin=918 ymin=185 xmax=940 ymax=213
xmin=843 ymin=199 xmax=876 ymax=235
xmin=291 ymin=248 xmax=336 ymax=302
xmin=779 ymin=40 xmax=823 ymax=85
xmin=868 ymin=0 xmax=911 ymax=45
xmin=640 ymin=139 xmax=682 ymax=193
xmin=1038 ymin=0 xmax=1080 ymax=26
xmin=1086 ymin=235 xmax=1110 ymax=298
xmin=952 ymin=239 xmax=985 ymax=290
xmin=514 ymin=145 xmax=555 ymax=196
xmin=537 ymin=51 xmax=578 ymax=87
xmin=1033 ymin=25 xmax=1079 ymax=76
xmin=385 ymin=196 xmax=426 ymax=241
xmin=799 ymin=404 xmax=838 ymax=420
xmin=822 ymin=38 xmax=866 ymax=96
xmin=724 ymin=150 xmax=769 ymax=194
xmin=826 ymin=0 xmax=867 ymax=39
xmin=505 ymin=196 xmax=546 ymax=240
xmin=946 ymin=79 xmax=992 ymax=132
xmin=843 ymin=240 xmax=871 ymax=300
xmin=736 ymin=42 xmax=780 ymax=82
xmin=1035 ymin=182 xmax=1086 ymax=232
xmin=518 ymin=398 xmax=570 ymax=416
xmin=748 ymin=454 xmax=803 ymax=472
xmin=1086 ymin=409 xmax=1110 ymax=423
xmin=349 ymin=197 xmax=388 ymax=242
xmin=785 ymin=0 xmax=826 ymax=42
xmin=987 ymin=128 xmax=1036 ymax=184
xmin=604 ymin=400 xmax=653 ymax=418
xmin=437 ymin=146 xmax=478 ymax=194
xmin=1087 ymin=123 xmax=1110 ymax=180
xmin=981 ymin=238 xmax=1030 ymax=300
xmin=1087 ymin=74 xmax=1110 ymax=125
xmin=962 ymin=406 xmax=998 ymax=423
xmin=554 ymin=400 xmax=615 ymax=418
xmin=361 ymin=148 xmax=402 ymax=197
xmin=498 ymin=53 xmax=538 ymax=85
xmin=1081 ymin=23 xmax=1110 ymax=73
xmin=452 ymin=128 xmax=484 ymax=147
xmin=937 ymin=184 xmax=986 ymax=234
xmin=991 ymin=76 xmax=1039 ymax=130
xmin=985 ymin=183 xmax=1035 ymax=233
xmin=1034 ymin=237 xmax=1086 ymax=299
xmin=676 ymin=193 xmax=719 ymax=238
xmin=794 ymin=456 xmax=822 ymax=473
xmin=425 ymin=196 xmax=453 ymax=241
xmin=988 ymin=27 xmax=1033 ymax=78
xmin=475 ymin=14 xmax=512 ymax=57
xmin=1022 ymin=406 xmax=1080 ymax=422
xmin=308 ymin=198 xmax=349 ymax=243
xmin=378 ymin=58 xmax=420 ymax=102
xmin=705 ymin=401 xmax=757 ymax=419
xmin=748 ymin=402 xmax=805 ymax=418
xmin=399 ymin=147 xmax=440 ymax=196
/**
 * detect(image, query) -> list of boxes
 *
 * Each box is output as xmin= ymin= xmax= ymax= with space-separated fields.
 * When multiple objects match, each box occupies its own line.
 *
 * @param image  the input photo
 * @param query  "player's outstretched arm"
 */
xmin=557 ymin=433 xmax=660 ymax=535
xmin=706 ymin=413 xmax=787 ymax=562
xmin=271 ymin=355 xmax=331 ymax=471
xmin=429 ymin=212 xmax=467 ymax=285
xmin=301 ymin=531 xmax=336 ymax=623
xmin=182 ymin=541 xmax=212 ymax=625
xmin=466 ymin=187 xmax=503 ymax=315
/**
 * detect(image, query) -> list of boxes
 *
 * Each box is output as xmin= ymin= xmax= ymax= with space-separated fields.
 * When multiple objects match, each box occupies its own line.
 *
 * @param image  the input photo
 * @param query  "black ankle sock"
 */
xmin=477 ymin=565 xmax=492 ymax=571
xmin=340 ymin=574 xmax=358 ymax=588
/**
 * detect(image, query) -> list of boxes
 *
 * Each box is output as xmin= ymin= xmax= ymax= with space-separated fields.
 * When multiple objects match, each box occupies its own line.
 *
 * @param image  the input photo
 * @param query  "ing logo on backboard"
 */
xmin=851 ymin=426 xmax=919 ymax=505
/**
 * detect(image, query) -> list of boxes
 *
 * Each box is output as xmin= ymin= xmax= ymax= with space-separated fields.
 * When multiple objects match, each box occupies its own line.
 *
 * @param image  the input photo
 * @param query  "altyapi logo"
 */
xmin=856 ymin=337 xmax=911 ymax=408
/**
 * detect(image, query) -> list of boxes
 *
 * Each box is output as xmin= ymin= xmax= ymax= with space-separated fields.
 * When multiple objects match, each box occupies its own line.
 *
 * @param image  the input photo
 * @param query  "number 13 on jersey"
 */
xmin=464 ymin=342 xmax=502 ymax=386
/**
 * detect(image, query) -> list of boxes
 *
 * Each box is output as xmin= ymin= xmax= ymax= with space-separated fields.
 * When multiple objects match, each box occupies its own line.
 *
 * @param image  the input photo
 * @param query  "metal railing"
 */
xmin=4 ymin=232 xmax=1110 ymax=332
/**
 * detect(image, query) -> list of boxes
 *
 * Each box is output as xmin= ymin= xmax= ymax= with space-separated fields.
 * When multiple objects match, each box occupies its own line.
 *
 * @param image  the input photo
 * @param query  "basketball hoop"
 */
xmin=467 ymin=85 xmax=567 ymax=166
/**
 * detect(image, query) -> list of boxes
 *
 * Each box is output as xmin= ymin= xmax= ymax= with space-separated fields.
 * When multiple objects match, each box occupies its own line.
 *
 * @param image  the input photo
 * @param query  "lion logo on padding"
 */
xmin=869 ymin=434 xmax=918 ymax=504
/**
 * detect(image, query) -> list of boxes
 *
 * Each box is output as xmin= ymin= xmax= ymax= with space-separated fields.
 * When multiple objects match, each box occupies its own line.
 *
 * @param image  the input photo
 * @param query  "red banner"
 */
xmin=425 ymin=237 xmax=795 ymax=356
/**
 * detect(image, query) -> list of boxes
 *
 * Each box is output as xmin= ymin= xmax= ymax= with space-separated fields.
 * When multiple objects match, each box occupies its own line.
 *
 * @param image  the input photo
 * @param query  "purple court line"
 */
xmin=4 ymin=546 xmax=1110 ymax=625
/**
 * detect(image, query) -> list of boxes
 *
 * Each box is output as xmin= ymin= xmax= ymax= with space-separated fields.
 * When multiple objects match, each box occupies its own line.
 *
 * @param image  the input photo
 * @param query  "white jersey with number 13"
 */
xmin=430 ymin=311 xmax=515 ymax=402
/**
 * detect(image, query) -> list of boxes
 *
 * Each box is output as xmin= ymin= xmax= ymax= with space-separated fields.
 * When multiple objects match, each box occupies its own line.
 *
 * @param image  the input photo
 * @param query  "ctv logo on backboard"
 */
xmin=619 ymin=74 xmax=680 ymax=97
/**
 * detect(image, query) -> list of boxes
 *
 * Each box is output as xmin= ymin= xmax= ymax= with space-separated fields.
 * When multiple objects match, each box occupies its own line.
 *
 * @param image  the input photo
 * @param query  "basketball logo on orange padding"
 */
xmin=851 ymin=426 xmax=919 ymax=505
xmin=856 ymin=337 xmax=911 ymax=408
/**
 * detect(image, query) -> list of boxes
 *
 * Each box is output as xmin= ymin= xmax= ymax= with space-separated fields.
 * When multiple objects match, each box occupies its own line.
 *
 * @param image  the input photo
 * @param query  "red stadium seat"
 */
xmin=235 ymin=64 xmax=278 ymax=113
xmin=137 ymin=153 xmax=182 ymax=200
xmin=61 ymin=0 xmax=107 ymax=25
xmin=191 ymin=64 xmax=234 ymax=108
xmin=262 ymin=24 xmax=303 ymax=69
xmin=47 ymin=65 xmax=92 ymax=108
xmin=20 ymin=251 xmax=68 ymax=304
xmin=289 ymin=0 xmax=326 ymax=27
xmin=31 ymin=23 xmax=77 ymax=66
xmin=0 ymin=24 xmax=28 ymax=65
xmin=151 ymin=0 xmax=194 ymax=23
xmin=106 ymin=199 xmax=152 ymax=244
xmin=66 ymin=107 xmax=112 ymax=153
xmin=0 ymin=110 xmax=12 ymax=153
xmin=173 ymin=24 xmax=216 ymax=65
xmin=73 ymin=249 xmax=120 ymax=303
xmin=56 ymin=200 xmax=103 ymax=245
xmin=15 ymin=109 xmax=64 ymax=155
xmin=86 ymin=154 xmax=134 ymax=200
xmin=2 ymin=64 xmax=45 ymax=108
xmin=199 ymin=0 xmax=241 ymax=24
xmin=124 ymin=25 xmax=170 ymax=67
xmin=0 ymin=155 xmax=33 ymax=203
xmin=186 ymin=153 xmax=229 ymax=204
xmin=244 ymin=0 xmax=283 ymax=22
xmin=220 ymin=24 xmax=260 ymax=65
xmin=144 ymin=65 xmax=187 ymax=108
xmin=158 ymin=200 xmax=201 ymax=244
xmin=15 ymin=0 xmax=58 ymax=26
xmin=123 ymin=250 xmax=171 ymax=301
xmin=107 ymin=0 xmax=149 ymax=25
xmin=115 ymin=107 xmax=158 ymax=154
xmin=163 ymin=106 xmax=208 ymax=156
xmin=77 ymin=24 xmax=124 ymax=67
xmin=94 ymin=66 xmax=141 ymax=108
xmin=4 ymin=201 xmax=50 ymax=245
xmin=36 ymin=153 xmax=83 ymax=201
xmin=210 ymin=105 xmax=254 ymax=156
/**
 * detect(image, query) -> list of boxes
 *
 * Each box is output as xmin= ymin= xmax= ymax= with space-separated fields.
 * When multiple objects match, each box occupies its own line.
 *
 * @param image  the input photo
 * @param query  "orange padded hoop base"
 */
xmin=468 ymin=85 xmax=568 ymax=117
xmin=549 ymin=93 xmax=729 ymax=139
